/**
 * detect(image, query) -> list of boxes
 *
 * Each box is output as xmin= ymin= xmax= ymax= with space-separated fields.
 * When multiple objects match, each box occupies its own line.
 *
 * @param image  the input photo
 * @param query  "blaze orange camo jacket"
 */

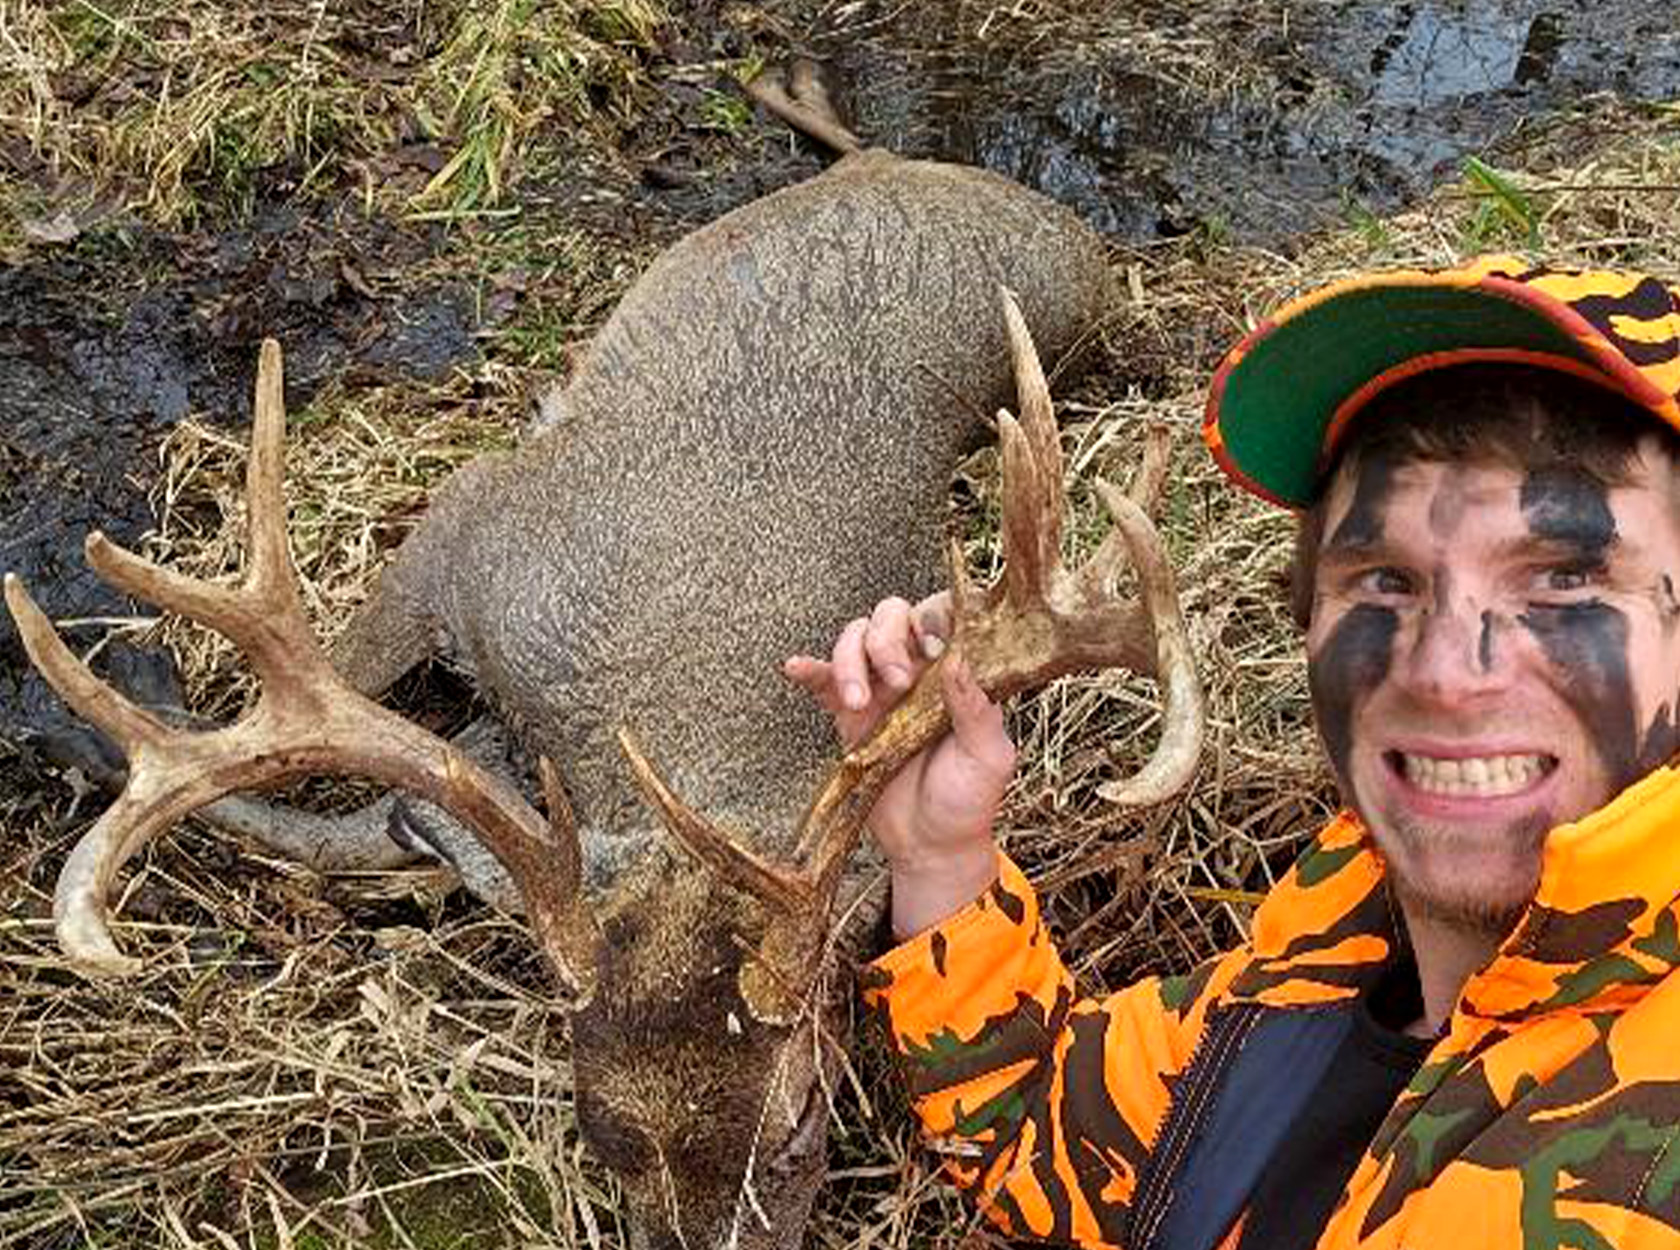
xmin=863 ymin=763 xmax=1680 ymax=1249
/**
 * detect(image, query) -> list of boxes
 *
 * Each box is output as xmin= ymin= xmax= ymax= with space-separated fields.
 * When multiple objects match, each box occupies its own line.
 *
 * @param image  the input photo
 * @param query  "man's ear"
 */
xmin=1289 ymin=504 xmax=1327 ymax=632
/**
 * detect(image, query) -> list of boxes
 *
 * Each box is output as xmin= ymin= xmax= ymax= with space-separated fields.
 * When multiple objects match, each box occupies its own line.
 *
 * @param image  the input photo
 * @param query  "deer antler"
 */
xmin=4 ymin=341 xmax=602 ymax=1001
xmin=622 ymin=288 xmax=1206 ymax=1022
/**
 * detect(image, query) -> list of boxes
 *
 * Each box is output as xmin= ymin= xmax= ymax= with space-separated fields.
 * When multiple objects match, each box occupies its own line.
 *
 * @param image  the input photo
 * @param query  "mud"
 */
xmin=5 ymin=0 xmax=1679 ymax=802
xmin=1 ymin=203 xmax=476 ymax=791
xmin=811 ymin=0 xmax=1680 ymax=240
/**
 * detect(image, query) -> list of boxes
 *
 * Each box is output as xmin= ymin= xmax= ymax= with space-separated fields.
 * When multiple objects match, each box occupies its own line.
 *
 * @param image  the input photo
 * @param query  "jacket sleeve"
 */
xmin=862 ymin=850 xmax=1237 ymax=1247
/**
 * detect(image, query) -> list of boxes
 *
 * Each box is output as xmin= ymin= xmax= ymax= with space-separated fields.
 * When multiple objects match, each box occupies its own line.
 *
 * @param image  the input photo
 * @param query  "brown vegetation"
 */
xmin=3 ymin=1 xmax=1678 ymax=1244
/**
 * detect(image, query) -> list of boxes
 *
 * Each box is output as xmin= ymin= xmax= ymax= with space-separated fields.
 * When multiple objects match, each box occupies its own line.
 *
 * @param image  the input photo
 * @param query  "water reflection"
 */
xmin=816 ymin=0 xmax=1679 ymax=242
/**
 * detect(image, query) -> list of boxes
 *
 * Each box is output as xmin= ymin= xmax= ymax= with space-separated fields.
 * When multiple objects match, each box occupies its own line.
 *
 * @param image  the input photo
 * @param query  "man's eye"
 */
xmin=1356 ymin=568 xmax=1413 ymax=596
xmin=1538 ymin=564 xmax=1600 ymax=594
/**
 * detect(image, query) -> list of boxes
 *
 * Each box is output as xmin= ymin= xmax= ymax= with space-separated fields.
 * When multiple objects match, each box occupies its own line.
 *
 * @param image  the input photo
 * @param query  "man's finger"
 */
xmin=940 ymin=657 xmax=1016 ymax=774
xmin=830 ymin=616 xmax=872 ymax=710
xmin=865 ymin=596 xmax=917 ymax=689
xmin=910 ymin=590 xmax=953 ymax=660
xmin=783 ymin=655 xmax=842 ymax=712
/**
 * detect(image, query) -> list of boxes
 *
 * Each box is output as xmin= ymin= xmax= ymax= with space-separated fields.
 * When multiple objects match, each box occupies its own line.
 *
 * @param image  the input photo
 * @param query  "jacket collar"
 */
xmin=1225 ymin=764 xmax=1680 ymax=1022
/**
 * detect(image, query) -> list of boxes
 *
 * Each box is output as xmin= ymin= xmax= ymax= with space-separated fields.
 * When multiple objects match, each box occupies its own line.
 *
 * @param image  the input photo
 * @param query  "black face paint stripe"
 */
xmin=1519 ymin=601 xmax=1642 ymax=793
xmin=1515 ymin=467 xmax=1668 ymax=790
xmin=1310 ymin=605 xmax=1399 ymax=785
xmin=1328 ymin=448 xmax=1403 ymax=551
xmin=1519 ymin=467 xmax=1617 ymax=561
xmin=1479 ymin=610 xmax=1496 ymax=672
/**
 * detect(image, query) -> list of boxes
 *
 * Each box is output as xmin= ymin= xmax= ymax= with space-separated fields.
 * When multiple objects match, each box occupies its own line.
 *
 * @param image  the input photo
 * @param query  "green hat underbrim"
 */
xmin=1204 ymin=281 xmax=1608 ymax=510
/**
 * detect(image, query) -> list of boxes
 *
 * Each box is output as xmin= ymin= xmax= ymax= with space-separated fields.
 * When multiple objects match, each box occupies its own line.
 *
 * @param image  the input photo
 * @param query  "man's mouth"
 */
xmin=1387 ymin=751 xmax=1557 ymax=798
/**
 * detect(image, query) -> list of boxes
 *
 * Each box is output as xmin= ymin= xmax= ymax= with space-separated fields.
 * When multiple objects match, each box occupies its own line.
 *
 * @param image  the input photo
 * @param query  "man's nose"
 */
xmin=1395 ymin=599 xmax=1508 ymax=705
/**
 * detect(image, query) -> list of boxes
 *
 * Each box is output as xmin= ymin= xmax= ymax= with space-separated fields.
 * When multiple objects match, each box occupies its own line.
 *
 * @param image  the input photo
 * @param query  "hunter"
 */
xmin=788 ymin=255 xmax=1680 ymax=1248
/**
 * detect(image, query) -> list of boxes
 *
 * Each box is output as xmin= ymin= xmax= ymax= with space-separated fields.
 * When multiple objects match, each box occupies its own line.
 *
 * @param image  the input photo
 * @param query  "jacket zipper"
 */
xmin=1127 ymin=1002 xmax=1263 ymax=1250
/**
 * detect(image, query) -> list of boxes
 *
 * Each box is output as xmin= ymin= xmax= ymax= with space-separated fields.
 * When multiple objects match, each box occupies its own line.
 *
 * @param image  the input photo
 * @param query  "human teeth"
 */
xmin=1401 ymin=753 xmax=1546 ymax=797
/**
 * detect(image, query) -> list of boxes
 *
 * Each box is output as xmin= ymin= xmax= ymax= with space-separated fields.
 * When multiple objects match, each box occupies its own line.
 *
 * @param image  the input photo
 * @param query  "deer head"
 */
xmin=5 ymin=292 xmax=1204 ymax=1248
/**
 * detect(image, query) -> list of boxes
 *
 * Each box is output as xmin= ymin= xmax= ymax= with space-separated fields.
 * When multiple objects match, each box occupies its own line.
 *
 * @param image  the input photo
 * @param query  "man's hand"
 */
xmin=784 ymin=594 xmax=1015 ymax=937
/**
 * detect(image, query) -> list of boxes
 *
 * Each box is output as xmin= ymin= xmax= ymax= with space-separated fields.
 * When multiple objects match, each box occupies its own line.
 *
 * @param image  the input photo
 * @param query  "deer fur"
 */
xmin=314 ymin=147 xmax=1113 ymax=1248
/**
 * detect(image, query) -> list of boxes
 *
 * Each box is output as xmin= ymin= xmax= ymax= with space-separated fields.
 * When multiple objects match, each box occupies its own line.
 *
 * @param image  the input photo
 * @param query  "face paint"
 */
xmin=1479 ymin=610 xmax=1498 ymax=673
xmin=1514 ymin=467 xmax=1656 ymax=790
xmin=1518 ymin=467 xmax=1617 ymax=560
xmin=1309 ymin=604 xmax=1399 ymax=784
xmin=1659 ymin=574 xmax=1680 ymax=634
xmin=1426 ymin=468 xmax=1471 ymax=540
xmin=1327 ymin=447 xmax=1402 ymax=551
xmin=1517 ymin=601 xmax=1641 ymax=792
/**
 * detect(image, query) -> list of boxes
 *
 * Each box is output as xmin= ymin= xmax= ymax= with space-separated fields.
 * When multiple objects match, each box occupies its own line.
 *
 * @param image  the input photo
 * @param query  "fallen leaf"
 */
xmin=21 ymin=210 xmax=81 ymax=244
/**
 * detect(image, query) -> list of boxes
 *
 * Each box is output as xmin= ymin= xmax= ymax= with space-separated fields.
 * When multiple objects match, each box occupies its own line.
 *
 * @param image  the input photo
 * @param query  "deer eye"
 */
xmin=577 ymin=1094 xmax=654 ymax=1175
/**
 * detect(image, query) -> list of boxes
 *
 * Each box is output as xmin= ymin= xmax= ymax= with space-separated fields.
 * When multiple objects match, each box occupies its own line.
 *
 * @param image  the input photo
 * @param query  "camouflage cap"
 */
xmin=1203 ymin=254 xmax=1680 ymax=509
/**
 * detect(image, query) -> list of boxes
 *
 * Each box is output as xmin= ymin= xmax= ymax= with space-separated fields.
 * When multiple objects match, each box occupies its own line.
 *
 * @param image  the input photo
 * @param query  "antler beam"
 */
xmin=5 ymin=341 xmax=601 ymax=1000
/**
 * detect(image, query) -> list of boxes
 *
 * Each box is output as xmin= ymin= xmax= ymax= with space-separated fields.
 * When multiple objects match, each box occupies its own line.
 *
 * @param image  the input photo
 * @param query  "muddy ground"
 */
xmin=5 ymin=0 xmax=1677 ymax=775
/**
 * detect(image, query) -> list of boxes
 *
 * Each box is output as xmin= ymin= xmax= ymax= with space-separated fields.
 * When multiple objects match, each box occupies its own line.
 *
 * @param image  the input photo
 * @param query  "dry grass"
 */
xmin=136 ymin=374 xmax=525 ymax=723
xmin=3 ymin=35 xmax=1679 ymax=1250
xmin=0 ymin=0 xmax=666 ymax=233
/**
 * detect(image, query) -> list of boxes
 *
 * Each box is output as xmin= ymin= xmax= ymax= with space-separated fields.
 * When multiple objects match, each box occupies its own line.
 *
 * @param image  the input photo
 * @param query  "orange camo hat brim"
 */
xmin=1203 ymin=254 xmax=1680 ymax=510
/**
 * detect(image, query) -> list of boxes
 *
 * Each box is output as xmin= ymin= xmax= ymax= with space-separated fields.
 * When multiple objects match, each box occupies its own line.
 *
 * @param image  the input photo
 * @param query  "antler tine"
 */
xmin=246 ymin=338 xmax=307 ymax=607
xmin=616 ymin=729 xmax=815 ymax=917
xmin=6 ymin=341 xmax=601 ymax=1000
xmin=537 ymin=757 xmax=583 ymax=904
xmin=1091 ymin=482 xmax=1205 ymax=806
xmin=997 ymin=288 xmax=1062 ymax=606
xmin=4 ymin=575 xmax=173 ymax=758
xmin=82 ymin=342 xmax=316 ymax=684
xmin=1128 ymin=421 xmax=1174 ymax=515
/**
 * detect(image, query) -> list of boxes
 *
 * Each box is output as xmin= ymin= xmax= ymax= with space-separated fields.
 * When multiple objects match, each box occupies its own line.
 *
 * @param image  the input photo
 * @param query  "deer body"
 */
xmin=335 ymin=149 xmax=1109 ymax=884
xmin=9 ymin=146 xmax=1159 ymax=1250
xmin=322 ymin=148 xmax=1111 ymax=1247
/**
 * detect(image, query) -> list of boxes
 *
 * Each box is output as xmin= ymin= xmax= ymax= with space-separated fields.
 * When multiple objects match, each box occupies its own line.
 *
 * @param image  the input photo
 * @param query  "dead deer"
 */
xmin=6 ymin=89 xmax=1205 ymax=1250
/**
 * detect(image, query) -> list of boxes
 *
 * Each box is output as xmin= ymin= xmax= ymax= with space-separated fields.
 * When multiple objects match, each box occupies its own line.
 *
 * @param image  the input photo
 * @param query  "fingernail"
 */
xmin=883 ymin=664 xmax=909 ymax=688
xmin=842 ymin=682 xmax=867 ymax=709
xmin=921 ymin=634 xmax=946 ymax=659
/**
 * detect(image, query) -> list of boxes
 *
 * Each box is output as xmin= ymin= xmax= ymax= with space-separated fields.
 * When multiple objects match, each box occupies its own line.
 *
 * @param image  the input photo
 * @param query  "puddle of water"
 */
xmin=1367 ymin=3 xmax=1542 ymax=107
xmin=810 ymin=0 xmax=1680 ymax=242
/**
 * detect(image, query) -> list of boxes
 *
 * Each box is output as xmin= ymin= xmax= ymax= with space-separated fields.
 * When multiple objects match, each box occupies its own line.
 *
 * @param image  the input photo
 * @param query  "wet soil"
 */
xmin=812 ymin=0 xmax=1680 ymax=240
xmin=4 ymin=0 xmax=1678 ymax=805
xmin=0 ymin=202 xmax=476 ymax=789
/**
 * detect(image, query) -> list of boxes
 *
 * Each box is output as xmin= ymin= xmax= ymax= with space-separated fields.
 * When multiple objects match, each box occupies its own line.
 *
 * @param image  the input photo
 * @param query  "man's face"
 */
xmin=1306 ymin=439 xmax=1680 ymax=936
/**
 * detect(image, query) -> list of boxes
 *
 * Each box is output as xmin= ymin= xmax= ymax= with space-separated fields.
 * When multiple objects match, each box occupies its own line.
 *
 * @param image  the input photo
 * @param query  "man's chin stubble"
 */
xmin=1375 ymin=810 xmax=1552 ymax=940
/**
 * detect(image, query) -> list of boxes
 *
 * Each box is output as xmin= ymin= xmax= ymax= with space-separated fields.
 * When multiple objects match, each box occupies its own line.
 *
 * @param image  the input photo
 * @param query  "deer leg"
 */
xmin=376 ymin=715 xmax=526 ymax=911
xmin=327 ymin=565 xmax=444 ymax=701
xmin=745 ymin=59 xmax=864 ymax=155
xmin=327 ymin=452 xmax=514 ymax=699
xmin=193 ymin=714 xmax=527 ymax=910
